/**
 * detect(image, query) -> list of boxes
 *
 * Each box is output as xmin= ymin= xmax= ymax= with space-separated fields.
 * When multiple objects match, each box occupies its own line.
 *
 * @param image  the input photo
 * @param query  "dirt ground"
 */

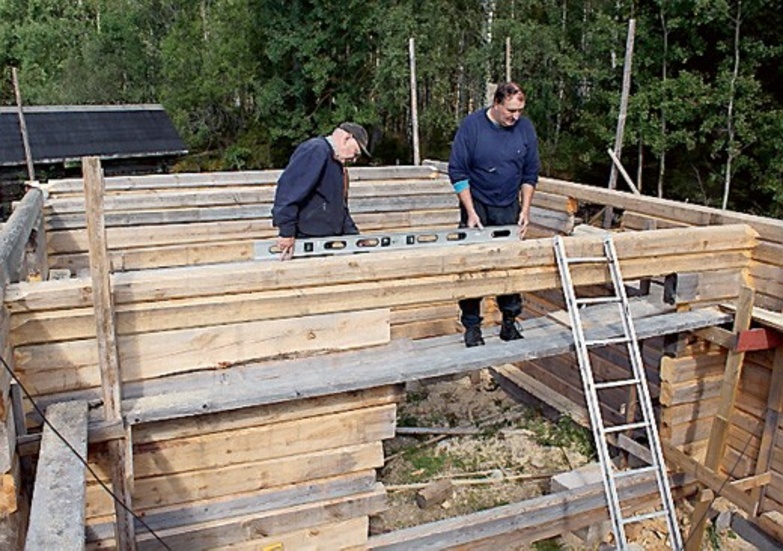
xmin=372 ymin=369 xmax=758 ymax=550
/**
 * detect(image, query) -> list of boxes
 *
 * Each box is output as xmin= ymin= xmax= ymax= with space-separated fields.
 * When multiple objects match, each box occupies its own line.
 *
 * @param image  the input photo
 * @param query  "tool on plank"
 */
xmin=254 ymin=225 xmax=519 ymax=260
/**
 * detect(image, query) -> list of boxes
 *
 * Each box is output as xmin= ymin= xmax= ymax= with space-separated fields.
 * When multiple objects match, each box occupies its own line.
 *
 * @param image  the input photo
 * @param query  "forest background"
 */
xmin=1 ymin=0 xmax=781 ymax=218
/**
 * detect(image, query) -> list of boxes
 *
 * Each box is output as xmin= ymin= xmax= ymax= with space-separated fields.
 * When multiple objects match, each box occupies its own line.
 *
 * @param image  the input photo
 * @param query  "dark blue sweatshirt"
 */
xmin=448 ymin=109 xmax=540 ymax=207
xmin=272 ymin=137 xmax=358 ymax=238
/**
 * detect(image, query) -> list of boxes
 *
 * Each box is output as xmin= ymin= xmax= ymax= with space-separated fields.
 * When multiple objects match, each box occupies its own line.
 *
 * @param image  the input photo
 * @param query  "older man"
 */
xmin=272 ymin=122 xmax=371 ymax=260
xmin=449 ymin=82 xmax=540 ymax=347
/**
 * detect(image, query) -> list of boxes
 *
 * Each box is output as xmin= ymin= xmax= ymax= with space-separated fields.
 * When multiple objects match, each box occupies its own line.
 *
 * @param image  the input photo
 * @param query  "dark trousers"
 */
xmin=459 ymin=196 xmax=523 ymax=328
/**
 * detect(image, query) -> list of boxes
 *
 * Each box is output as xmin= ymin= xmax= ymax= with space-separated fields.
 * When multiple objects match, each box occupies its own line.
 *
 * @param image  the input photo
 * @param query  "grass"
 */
xmin=521 ymin=412 xmax=597 ymax=460
xmin=532 ymin=538 xmax=563 ymax=550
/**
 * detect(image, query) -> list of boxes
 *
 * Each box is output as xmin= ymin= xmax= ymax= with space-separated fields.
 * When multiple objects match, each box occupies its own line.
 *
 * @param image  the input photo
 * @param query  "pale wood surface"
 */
xmin=24 ymin=401 xmax=87 ymax=551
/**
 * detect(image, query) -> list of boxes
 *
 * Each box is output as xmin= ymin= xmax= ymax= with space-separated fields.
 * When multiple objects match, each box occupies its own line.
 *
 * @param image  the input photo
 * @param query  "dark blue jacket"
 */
xmin=448 ymin=109 xmax=539 ymax=207
xmin=272 ymin=137 xmax=358 ymax=238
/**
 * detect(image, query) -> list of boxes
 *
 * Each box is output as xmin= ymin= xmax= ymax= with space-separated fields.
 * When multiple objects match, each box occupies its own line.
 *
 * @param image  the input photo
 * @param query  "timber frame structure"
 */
xmin=1 ymin=159 xmax=782 ymax=550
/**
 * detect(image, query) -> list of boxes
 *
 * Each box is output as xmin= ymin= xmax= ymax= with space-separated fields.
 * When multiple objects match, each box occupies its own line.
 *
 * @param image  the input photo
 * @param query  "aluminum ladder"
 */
xmin=553 ymin=234 xmax=683 ymax=550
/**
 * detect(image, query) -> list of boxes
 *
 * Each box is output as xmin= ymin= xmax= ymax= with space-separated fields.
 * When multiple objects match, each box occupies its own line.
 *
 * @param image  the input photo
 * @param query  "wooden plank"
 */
xmin=47 ymin=166 xmax=439 ymax=194
xmin=122 ymin=307 xmax=732 ymax=425
xmin=82 ymin=156 xmax=135 ymax=550
xmin=208 ymin=518 xmax=368 ymax=551
xmin=46 ymin=180 xmax=452 ymax=214
xmin=687 ymin=286 xmax=755 ymax=550
xmin=663 ymin=444 xmax=757 ymax=515
xmin=129 ymin=486 xmax=386 ymax=551
xmin=84 ymin=470 xmax=378 ymax=543
xmin=46 ymin=195 xmax=458 ymax=230
xmin=15 ymin=309 xmax=391 ymax=395
xmin=0 ymin=190 xmax=44 ymax=286
xmin=24 ymin=401 xmax=87 ymax=551
xmin=122 ymin=405 xmax=394 ymax=480
xmin=537 ymin=177 xmax=783 ymax=242
xmin=7 ymin=223 xmax=757 ymax=313
xmin=367 ymin=472 xmax=684 ymax=550
xmin=753 ymin=348 xmax=783 ymax=508
xmin=86 ymin=442 xmax=384 ymax=518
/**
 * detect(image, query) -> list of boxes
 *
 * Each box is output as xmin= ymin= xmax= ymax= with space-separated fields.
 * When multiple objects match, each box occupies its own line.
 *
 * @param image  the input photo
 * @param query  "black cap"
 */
xmin=339 ymin=122 xmax=371 ymax=157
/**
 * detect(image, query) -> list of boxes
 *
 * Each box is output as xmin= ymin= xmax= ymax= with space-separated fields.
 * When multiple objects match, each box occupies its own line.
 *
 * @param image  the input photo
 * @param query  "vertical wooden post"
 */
xmin=505 ymin=36 xmax=511 ymax=82
xmin=11 ymin=68 xmax=35 ymax=183
xmin=685 ymin=286 xmax=754 ymax=551
xmin=408 ymin=37 xmax=420 ymax=166
xmin=751 ymin=346 xmax=783 ymax=509
xmin=82 ymin=157 xmax=136 ymax=550
xmin=603 ymin=19 xmax=636 ymax=229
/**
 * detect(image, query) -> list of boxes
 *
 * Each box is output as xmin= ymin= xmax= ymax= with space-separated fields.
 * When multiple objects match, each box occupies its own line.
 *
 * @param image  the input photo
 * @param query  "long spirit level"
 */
xmin=254 ymin=225 xmax=520 ymax=260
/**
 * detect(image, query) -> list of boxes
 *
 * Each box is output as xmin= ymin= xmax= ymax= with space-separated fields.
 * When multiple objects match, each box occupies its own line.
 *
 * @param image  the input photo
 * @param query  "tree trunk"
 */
xmin=722 ymin=0 xmax=742 ymax=210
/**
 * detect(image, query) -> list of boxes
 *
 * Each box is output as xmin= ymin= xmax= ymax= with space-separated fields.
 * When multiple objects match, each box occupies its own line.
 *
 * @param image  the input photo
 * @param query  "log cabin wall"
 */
xmin=3 ymin=163 xmax=779 ymax=546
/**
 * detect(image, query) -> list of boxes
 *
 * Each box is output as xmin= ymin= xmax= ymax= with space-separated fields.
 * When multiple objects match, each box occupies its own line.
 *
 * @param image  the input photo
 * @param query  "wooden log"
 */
xmin=416 ymin=479 xmax=454 ymax=509
xmin=198 ymin=518 xmax=369 ymax=551
xmin=752 ymin=348 xmax=783 ymax=508
xmin=367 ymin=472 xmax=685 ymax=550
xmin=14 ymin=309 xmax=391 ymax=395
xmin=47 ymin=166 xmax=439 ymax=194
xmin=24 ymin=401 xmax=87 ymax=551
xmin=86 ymin=442 xmax=384 ymax=519
xmin=687 ymin=286 xmax=755 ymax=550
xmin=120 ymin=307 xmax=732 ymax=426
xmin=6 ymin=224 xmax=757 ymax=313
xmin=537 ymin=177 xmax=783 ymax=242
xmin=133 ymin=486 xmax=385 ymax=551
xmin=0 ymin=189 xmax=44 ymax=286
xmin=84 ymin=470 xmax=379 ymax=543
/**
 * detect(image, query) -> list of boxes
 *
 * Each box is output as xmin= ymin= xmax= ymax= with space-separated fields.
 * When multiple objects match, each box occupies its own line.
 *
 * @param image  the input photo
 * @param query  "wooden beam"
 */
xmin=686 ymin=286 xmax=755 ymax=551
xmin=5 ymin=224 xmax=757 ymax=313
xmin=752 ymin=347 xmax=783 ymax=508
xmin=663 ymin=444 xmax=757 ymax=515
xmin=367 ymin=471 xmax=686 ymax=550
xmin=0 ymin=189 xmax=43 ymax=287
xmin=120 ymin=306 xmax=731 ymax=426
xmin=24 ymin=401 xmax=87 ymax=551
xmin=82 ymin=157 xmax=135 ymax=550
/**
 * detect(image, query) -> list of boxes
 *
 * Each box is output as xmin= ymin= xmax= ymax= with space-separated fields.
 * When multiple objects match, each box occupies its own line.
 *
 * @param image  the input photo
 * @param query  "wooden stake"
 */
xmin=82 ymin=156 xmax=136 ymax=550
xmin=685 ymin=285 xmax=754 ymax=551
xmin=11 ymin=68 xmax=35 ymax=183
xmin=505 ymin=36 xmax=511 ymax=82
xmin=409 ymin=37 xmax=420 ymax=166
xmin=603 ymin=19 xmax=636 ymax=228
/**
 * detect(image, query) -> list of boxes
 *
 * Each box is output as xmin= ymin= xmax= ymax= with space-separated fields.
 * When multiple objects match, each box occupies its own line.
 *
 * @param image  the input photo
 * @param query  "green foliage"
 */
xmin=532 ymin=538 xmax=563 ymax=551
xmin=2 ymin=0 xmax=781 ymax=217
xmin=522 ymin=413 xmax=597 ymax=460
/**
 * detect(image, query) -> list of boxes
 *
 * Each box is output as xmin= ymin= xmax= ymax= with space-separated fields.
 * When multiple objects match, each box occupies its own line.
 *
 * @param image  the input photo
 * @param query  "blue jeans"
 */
xmin=458 ymin=196 xmax=523 ymax=328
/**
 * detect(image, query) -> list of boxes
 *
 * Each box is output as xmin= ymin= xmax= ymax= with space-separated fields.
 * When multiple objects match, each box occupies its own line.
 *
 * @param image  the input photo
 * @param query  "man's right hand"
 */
xmin=278 ymin=236 xmax=295 ymax=261
xmin=466 ymin=210 xmax=484 ymax=229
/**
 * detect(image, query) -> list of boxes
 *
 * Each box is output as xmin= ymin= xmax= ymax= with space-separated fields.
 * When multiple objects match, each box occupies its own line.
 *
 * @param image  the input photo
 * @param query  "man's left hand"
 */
xmin=517 ymin=212 xmax=530 ymax=240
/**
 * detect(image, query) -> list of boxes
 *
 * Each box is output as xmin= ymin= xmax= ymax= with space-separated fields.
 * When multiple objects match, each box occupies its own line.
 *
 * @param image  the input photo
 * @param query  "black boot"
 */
xmin=499 ymin=314 xmax=523 ymax=341
xmin=464 ymin=325 xmax=485 ymax=347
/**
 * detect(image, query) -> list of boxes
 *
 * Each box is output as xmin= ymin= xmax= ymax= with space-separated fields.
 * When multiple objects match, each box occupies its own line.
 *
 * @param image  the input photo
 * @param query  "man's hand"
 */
xmin=466 ymin=210 xmax=484 ymax=229
xmin=517 ymin=211 xmax=530 ymax=240
xmin=278 ymin=236 xmax=295 ymax=261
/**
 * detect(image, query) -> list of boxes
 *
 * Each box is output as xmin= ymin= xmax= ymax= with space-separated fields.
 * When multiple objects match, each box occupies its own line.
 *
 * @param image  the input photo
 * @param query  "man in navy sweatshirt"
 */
xmin=272 ymin=123 xmax=370 ymax=260
xmin=448 ymin=82 xmax=540 ymax=347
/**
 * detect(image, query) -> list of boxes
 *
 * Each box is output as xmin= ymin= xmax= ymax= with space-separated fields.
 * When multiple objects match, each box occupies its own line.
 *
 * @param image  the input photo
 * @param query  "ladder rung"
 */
xmin=594 ymin=378 xmax=640 ymax=390
xmin=612 ymin=465 xmax=658 ymax=479
xmin=576 ymin=296 xmax=621 ymax=306
xmin=603 ymin=421 xmax=649 ymax=434
xmin=584 ymin=336 xmax=631 ymax=347
xmin=566 ymin=256 xmax=608 ymax=264
xmin=622 ymin=509 xmax=669 ymax=525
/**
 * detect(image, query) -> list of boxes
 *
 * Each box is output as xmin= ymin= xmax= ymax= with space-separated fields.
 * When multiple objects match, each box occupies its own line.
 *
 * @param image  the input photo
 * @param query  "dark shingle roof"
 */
xmin=0 ymin=104 xmax=188 ymax=167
